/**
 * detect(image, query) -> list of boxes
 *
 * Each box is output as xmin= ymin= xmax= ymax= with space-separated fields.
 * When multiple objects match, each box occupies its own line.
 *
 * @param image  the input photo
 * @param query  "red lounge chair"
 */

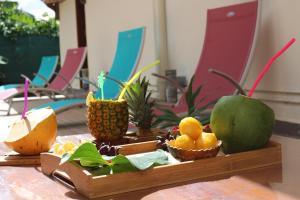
xmin=156 ymin=1 xmax=259 ymax=115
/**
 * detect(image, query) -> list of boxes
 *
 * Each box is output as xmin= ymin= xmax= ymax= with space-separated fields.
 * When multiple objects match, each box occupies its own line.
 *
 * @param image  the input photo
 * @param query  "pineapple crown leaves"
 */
xmin=124 ymin=76 xmax=156 ymax=129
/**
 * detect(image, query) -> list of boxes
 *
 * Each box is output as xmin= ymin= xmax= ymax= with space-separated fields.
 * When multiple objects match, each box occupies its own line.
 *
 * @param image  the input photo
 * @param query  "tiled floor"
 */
xmin=1 ymin=98 xmax=300 ymax=199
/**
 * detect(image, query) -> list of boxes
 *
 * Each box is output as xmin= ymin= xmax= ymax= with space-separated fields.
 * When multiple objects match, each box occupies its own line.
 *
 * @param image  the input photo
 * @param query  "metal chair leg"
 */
xmin=6 ymin=98 xmax=13 ymax=116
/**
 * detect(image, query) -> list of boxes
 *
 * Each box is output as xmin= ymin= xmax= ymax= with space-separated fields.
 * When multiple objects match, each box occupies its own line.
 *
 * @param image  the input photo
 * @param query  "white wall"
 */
xmin=85 ymin=0 xmax=158 ymax=93
xmin=58 ymin=0 xmax=80 ymax=88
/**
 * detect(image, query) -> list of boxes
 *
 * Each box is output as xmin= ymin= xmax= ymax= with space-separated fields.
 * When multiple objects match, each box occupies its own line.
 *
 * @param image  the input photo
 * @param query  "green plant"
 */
xmin=0 ymin=1 xmax=59 ymax=40
xmin=153 ymin=75 xmax=217 ymax=129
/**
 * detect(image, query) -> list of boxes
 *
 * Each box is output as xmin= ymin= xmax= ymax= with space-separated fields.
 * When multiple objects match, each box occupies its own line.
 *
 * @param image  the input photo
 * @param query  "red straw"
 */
xmin=21 ymin=78 xmax=29 ymax=119
xmin=248 ymin=38 xmax=296 ymax=97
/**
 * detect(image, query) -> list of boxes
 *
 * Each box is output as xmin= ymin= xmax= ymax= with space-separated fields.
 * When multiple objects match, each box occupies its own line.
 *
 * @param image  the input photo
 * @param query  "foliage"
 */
xmin=60 ymin=142 xmax=169 ymax=175
xmin=0 ymin=1 xmax=59 ymax=40
xmin=153 ymin=75 xmax=217 ymax=129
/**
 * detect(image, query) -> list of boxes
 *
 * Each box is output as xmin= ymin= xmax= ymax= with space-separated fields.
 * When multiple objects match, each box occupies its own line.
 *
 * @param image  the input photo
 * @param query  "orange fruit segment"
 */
xmin=179 ymin=117 xmax=202 ymax=140
xmin=174 ymin=135 xmax=195 ymax=150
xmin=195 ymin=132 xmax=218 ymax=149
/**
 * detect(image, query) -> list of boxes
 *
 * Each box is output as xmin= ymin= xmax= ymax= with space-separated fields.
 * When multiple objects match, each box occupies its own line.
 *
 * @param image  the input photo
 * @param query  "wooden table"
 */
xmin=0 ymin=134 xmax=296 ymax=200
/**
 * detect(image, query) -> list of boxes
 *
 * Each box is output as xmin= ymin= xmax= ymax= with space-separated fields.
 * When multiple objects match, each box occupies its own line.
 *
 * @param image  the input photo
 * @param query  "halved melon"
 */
xmin=4 ymin=107 xmax=57 ymax=155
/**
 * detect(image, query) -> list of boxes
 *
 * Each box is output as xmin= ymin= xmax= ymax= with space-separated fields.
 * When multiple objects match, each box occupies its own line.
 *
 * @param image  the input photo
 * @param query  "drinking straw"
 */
xmin=248 ymin=38 xmax=296 ymax=97
xmin=21 ymin=78 xmax=29 ymax=119
xmin=97 ymin=71 xmax=106 ymax=100
xmin=118 ymin=60 xmax=160 ymax=101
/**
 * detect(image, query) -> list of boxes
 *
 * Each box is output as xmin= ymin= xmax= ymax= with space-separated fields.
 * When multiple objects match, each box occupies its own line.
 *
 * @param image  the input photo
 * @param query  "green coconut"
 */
xmin=210 ymin=95 xmax=275 ymax=154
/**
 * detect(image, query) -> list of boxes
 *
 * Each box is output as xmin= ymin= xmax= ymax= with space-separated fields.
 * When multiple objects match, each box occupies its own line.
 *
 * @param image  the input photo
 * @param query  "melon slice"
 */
xmin=4 ymin=107 xmax=57 ymax=155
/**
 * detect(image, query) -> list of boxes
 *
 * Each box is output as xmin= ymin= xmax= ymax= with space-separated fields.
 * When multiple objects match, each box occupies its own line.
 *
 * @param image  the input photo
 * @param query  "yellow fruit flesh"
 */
xmin=179 ymin=117 xmax=202 ymax=140
xmin=195 ymin=132 xmax=218 ymax=150
xmin=4 ymin=108 xmax=57 ymax=155
xmin=53 ymin=141 xmax=78 ymax=155
xmin=174 ymin=135 xmax=195 ymax=150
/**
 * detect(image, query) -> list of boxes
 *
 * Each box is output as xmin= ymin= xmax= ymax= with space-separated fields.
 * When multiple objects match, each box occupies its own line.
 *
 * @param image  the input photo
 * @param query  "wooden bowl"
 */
xmin=166 ymin=140 xmax=222 ymax=161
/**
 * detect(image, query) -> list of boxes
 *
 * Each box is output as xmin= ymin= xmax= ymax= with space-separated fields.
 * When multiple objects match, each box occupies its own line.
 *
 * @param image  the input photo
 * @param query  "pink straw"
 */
xmin=21 ymin=78 xmax=29 ymax=119
xmin=248 ymin=38 xmax=296 ymax=97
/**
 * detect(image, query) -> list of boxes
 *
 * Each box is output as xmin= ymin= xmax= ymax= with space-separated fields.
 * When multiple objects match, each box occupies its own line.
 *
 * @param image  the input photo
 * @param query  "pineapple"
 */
xmin=124 ymin=77 xmax=155 ymax=135
xmin=87 ymin=98 xmax=128 ymax=141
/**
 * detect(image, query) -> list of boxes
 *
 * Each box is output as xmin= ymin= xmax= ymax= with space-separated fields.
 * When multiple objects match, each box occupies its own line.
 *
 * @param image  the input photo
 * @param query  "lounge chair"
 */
xmin=32 ymin=27 xmax=145 ymax=113
xmin=0 ymin=56 xmax=58 ymax=91
xmin=156 ymin=1 xmax=259 ymax=114
xmin=2 ymin=47 xmax=87 ymax=114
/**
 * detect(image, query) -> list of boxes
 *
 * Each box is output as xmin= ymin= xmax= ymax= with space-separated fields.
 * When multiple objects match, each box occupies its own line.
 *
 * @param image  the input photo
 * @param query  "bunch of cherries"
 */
xmin=92 ymin=141 xmax=120 ymax=156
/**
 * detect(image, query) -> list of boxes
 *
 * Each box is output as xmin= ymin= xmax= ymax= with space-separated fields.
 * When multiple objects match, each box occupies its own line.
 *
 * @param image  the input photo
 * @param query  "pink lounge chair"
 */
xmin=156 ymin=1 xmax=259 ymax=115
xmin=33 ymin=47 xmax=87 ymax=97
xmin=2 ymin=47 xmax=87 ymax=115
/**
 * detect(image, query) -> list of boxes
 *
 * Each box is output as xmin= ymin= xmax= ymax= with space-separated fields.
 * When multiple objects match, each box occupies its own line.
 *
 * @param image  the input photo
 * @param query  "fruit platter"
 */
xmin=40 ymin=134 xmax=281 ymax=199
xmin=39 ymin=114 xmax=281 ymax=199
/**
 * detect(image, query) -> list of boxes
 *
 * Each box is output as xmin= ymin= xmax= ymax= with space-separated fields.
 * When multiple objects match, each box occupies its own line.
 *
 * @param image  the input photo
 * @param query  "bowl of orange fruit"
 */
xmin=166 ymin=117 xmax=221 ymax=161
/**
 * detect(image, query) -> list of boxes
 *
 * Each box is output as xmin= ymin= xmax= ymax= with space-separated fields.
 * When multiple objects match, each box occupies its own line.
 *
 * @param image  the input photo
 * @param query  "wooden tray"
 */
xmin=40 ymin=141 xmax=282 ymax=199
xmin=0 ymin=152 xmax=40 ymax=166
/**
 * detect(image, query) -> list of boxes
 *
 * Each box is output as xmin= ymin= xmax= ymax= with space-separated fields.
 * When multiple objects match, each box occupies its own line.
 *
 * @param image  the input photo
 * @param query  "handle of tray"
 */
xmin=40 ymin=153 xmax=62 ymax=175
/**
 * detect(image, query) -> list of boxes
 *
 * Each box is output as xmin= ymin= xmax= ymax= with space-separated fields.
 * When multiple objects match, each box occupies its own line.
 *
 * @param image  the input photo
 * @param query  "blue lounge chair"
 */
xmin=32 ymin=27 xmax=145 ymax=113
xmin=0 ymin=56 xmax=58 ymax=91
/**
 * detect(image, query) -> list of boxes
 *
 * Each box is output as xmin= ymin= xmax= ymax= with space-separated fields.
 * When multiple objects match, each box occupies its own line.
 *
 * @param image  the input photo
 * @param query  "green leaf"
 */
xmin=185 ymin=75 xmax=195 ymax=109
xmin=125 ymin=150 xmax=169 ymax=170
xmin=79 ymin=157 xmax=104 ymax=167
xmin=88 ymin=166 xmax=112 ymax=176
xmin=191 ymin=84 xmax=203 ymax=103
xmin=60 ymin=143 xmax=108 ymax=167
xmin=111 ymin=155 xmax=138 ymax=173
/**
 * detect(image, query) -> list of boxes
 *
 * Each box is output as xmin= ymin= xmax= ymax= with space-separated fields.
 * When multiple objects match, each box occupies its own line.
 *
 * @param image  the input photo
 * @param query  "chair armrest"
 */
xmin=32 ymin=73 xmax=50 ymax=86
xmin=74 ymin=76 xmax=99 ymax=89
xmin=152 ymin=73 xmax=185 ymax=93
xmin=20 ymin=74 xmax=33 ymax=84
